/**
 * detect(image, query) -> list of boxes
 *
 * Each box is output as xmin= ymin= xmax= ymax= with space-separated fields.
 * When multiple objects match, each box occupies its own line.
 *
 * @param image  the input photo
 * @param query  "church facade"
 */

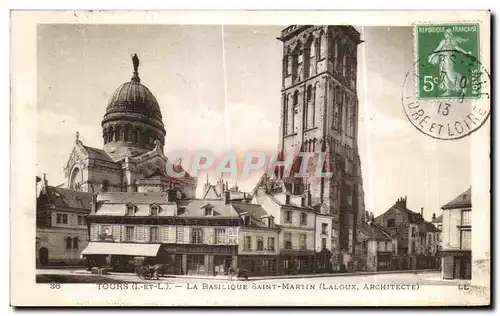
xmin=63 ymin=57 xmax=197 ymax=198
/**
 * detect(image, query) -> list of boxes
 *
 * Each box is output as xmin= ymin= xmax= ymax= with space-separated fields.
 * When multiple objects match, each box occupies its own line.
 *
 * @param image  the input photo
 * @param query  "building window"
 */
xmin=56 ymin=213 xmax=68 ymax=224
xmin=150 ymin=227 xmax=159 ymax=242
xmin=387 ymin=219 xmax=395 ymax=228
xmin=77 ymin=215 xmax=85 ymax=226
xmin=191 ymin=228 xmax=203 ymax=244
xmin=321 ymin=223 xmax=328 ymax=235
xmin=214 ymin=228 xmax=226 ymax=244
xmin=125 ymin=226 xmax=135 ymax=241
xmin=284 ymin=233 xmax=292 ymax=249
xmin=322 ymin=237 xmax=327 ymax=250
xmin=285 ymin=211 xmax=292 ymax=223
xmin=244 ymin=236 xmax=252 ymax=251
xmin=72 ymin=237 xmax=79 ymax=249
xmin=257 ymin=237 xmax=264 ymax=251
xmin=126 ymin=205 xmax=135 ymax=216
xmin=299 ymin=233 xmax=307 ymax=250
xmin=460 ymin=230 xmax=471 ymax=249
xmin=461 ymin=209 xmax=471 ymax=226
xmin=307 ymin=85 xmax=312 ymax=101
xmin=411 ymin=226 xmax=416 ymax=238
xmin=267 ymin=237 xmax=275 ymax=251
xmin=65 ymin=237 xmax=72 ymax=249
xmin=150 ymin=205 xmax=159 ymax=216
xmin=300 ymin=212 xmax=307 ymax=225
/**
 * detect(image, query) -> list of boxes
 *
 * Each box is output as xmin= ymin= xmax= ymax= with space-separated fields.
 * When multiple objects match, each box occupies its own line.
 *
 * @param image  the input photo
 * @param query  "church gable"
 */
xmin=64 ymin=145 xmax=89 ymax=176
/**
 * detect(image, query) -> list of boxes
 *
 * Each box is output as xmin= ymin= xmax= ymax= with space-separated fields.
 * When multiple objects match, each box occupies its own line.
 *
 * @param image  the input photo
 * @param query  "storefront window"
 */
xmin=186 ymin=255 xmax=205 ymax=274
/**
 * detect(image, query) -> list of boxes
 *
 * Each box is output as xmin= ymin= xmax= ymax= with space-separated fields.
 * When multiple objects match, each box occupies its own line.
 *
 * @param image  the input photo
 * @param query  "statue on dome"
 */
xmin=132 ymin=53 xmax=140 ymax=73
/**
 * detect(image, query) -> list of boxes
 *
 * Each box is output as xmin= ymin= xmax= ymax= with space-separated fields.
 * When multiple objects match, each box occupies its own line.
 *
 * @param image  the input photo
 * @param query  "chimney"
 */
xmin=432 ymin=213 xmax=436 ymax=220
xmin=396 ymin=196 xmax=407 ymax=209
xmin=285 ymin=193 xmax=291 ymax=204
xmin=420 ymin=207 xmax=424 ymax=217
xmin=166 ymin=188 xmax=177 ymax=203
xmin=224 ymin=190 xmax=230 ymax=205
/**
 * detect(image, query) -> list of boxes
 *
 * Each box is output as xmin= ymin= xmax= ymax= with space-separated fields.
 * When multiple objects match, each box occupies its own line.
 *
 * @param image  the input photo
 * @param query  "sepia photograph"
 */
xmin=10 ymin=10 xmax=491 ymax=307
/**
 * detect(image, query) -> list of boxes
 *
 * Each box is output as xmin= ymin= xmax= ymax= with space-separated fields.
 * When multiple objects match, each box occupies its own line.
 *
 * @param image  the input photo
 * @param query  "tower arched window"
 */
xmin=293 ymin=91 xmax=299 ymax=106
xmin=311 ymin=85 xmax=316 ymax=127
xmin=304 ymin=99 xmax=309 ymax=129
xmin=125 ymin=124 xmax=133 ymax=142
xmin=312 ymin=138 xmax=317 ymax=152
xmin=115 ymin=126 xmax=123 ymax=141
xmin=72 ymin=237 xmax=79 ymax=249
xmin=283 ymin=97 xmax=289 ymax=135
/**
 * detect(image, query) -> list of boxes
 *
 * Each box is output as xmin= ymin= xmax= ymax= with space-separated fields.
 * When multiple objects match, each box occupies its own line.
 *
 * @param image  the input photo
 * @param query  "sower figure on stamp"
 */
xmin=428 ymin=29 xmax=471 ymax=96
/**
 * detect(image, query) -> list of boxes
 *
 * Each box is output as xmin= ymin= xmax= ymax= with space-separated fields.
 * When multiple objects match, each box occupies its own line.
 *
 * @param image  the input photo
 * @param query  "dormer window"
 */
xmin=150 ymin=204 xmax=159 ymax=216
xmin=204 ymin=207 xmax=213 ymax=216
xmin=126 ymin=204 xmax=136 ymax=216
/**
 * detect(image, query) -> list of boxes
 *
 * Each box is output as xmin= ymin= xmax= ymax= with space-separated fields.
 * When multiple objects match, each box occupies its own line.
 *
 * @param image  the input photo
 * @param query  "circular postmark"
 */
xmin=401 ymin=49 xmax=490 ymax=140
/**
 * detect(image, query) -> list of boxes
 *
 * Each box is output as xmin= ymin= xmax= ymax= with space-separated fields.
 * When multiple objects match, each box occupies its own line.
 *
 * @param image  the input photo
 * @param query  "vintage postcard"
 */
xmin=10 ymin=10 xmax=491 ymax=306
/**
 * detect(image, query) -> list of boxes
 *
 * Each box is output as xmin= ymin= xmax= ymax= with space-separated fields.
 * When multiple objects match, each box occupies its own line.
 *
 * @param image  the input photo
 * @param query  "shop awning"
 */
xmin=81 ymin=242 xmax=161 ymax=257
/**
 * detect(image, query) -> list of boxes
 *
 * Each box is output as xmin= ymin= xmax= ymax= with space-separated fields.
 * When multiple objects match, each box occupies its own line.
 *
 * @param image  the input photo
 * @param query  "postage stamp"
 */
xmin=10 ymin=11 xmax=491 ymax=307
xmin=401 ymin=22 xmax=490 ymax=140
xmin=415 ymin=24 xmax=480 ymax=100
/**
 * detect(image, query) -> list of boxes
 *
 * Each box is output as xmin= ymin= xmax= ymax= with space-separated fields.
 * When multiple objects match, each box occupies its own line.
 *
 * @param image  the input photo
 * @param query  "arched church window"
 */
xmin=125 ymin=124 xmax=132 ymax=142
xmin=293 ymin=91 xmax=299 ymax=106
xmin=115 ymin=126 xmax=123 ymax=141
xmin=72 ymin=237 xmax=79 ymax=249
xmin=65 ymin=237 xmax=72 ymax=249
xmin=70 ymin=167 xmax=82 ymax=191
xmin=312 ymin=138 xmax=317 ymax=152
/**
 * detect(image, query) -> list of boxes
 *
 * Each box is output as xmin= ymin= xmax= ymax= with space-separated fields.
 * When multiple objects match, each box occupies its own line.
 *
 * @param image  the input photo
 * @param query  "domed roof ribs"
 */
xmin=131 ymin=53 xmax=141 ymax=83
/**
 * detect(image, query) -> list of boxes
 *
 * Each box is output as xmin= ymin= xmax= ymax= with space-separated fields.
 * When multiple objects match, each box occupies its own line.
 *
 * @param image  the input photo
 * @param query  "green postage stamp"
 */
xmin=416 ymin=24 xmax=480 ymax=100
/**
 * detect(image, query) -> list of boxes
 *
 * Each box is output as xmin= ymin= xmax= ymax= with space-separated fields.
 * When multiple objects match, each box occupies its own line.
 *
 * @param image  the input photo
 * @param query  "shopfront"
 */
xmin=163 ymin=244 xmax=238 ymax=276
xmin=238 ymin=256 xmax=278 ymax=276
xmin=81 ymin=242 xmax=166 ymax=272
xmin=441 ymin=250 xmax=472 ymax=280
xmin=278 ymin=251 xmax=315 ymax=275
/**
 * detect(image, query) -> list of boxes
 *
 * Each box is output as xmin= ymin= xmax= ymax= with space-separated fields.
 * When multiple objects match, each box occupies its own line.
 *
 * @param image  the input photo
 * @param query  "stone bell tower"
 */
xmin=277 ymin=25 xmax=365 ymax=270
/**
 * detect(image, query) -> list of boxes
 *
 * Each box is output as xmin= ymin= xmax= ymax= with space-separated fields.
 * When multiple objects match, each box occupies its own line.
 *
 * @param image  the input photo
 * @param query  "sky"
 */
xmin=36 ymin=24 xmax=474 ymax=219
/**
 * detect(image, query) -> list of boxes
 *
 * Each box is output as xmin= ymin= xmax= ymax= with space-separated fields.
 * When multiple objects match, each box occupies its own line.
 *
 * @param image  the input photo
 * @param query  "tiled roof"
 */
xmin=82 ymin=145 xmax=114 ymax=163
xmin=38 ymin=186 xmax=92 ymax=211
xmin=231 ymin=203 xmax=271 ymax=228
xmin=176 ymin=199 xmax=239 ymax=218
xmin=431 ymin=214 xmax=443 ymax=223
xmin=97 ymin=191 xmax=169 ymax=204
xmin=424 ymin=221 xmax=441 ymax=233
xmin=441 ymin=187 xmax=472 ymax=210
xmin=360 ymin=222 xmax=391 ymax=241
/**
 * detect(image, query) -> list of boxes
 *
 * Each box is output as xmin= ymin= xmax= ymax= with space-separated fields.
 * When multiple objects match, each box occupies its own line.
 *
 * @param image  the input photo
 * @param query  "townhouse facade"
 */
xmin=440 ymin=187 xmax=471 ymax=280
xmin=374 ymin=196 xmax=441 ymax=270
xmin=36 ymin=174 xmax=92 ymax=266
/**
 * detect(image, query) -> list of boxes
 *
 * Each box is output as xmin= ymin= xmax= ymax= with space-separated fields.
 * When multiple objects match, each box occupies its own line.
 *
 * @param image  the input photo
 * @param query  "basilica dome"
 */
xmin=101 ymin=54 xmax=166 ymax=159
xmin=105 ymin=76 xmax=163 ymax=122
